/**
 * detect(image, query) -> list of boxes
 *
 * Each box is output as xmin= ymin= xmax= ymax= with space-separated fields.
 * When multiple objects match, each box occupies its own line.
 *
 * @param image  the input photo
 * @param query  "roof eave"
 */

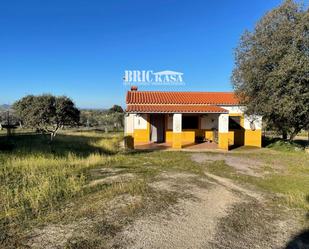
xmin=125 ymin=111 xmax=228 ymax=114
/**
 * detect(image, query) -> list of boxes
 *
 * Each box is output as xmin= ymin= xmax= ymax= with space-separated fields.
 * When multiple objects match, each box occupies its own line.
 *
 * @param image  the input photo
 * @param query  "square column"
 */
xmin=244 ymin=115 xmax=262 ymax=147
xmin=172 ymin=113 xmax=182 ymax=149
xmin=218 ymin=113 xmax=229 ymax=150
xmin=124 ymin=114 xmax=134 ymax=149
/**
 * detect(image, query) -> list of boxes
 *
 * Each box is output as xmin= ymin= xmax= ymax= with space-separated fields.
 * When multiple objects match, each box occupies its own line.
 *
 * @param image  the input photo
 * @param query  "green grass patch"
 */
xmin=204 ymin=149 xmax=309 ymax=212
xmin=114 ymin=151 xmax=204 ymax=176
xmin=265 ymin=138 xmax=307 ymax=152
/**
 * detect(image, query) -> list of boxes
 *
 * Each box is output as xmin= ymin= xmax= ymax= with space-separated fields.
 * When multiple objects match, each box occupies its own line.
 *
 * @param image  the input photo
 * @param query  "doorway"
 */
xmin=150 ymin=114 xmax=165 ymax=143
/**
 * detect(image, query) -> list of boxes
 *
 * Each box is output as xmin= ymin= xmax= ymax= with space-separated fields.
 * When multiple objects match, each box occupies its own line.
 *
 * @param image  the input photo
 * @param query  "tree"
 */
xmin=0 ymin=108 xmax=21 ymax=128
xmin=109 ymin=105 xmax=124 ymax=113
xmin=79 ymin=107 xmax=124 ymax=132
xmin=232 ymin=0 xmax=309 ymax=140
xmin=13 ymin=95 xmax=80 ymax=140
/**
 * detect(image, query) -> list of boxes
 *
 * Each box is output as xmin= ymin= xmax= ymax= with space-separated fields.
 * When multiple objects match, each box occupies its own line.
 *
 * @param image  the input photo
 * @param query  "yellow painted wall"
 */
xmin=244 ymin=130 xmax=262 ymax=147
xmin=166 ymin=129 xmax=202 ymax=143
xmin=182 ymin=130 xmax=196 ymax=143
xmin=134 ymin=129 xmax=150 ymax=143
xmin=228 ymin=131 xmax=234 ymax=146
xmin=218 ymin=133 xmax=229 ymax=150
xmin=169 ymin=129 xmax=231 ymax=150
xmin=166 ymin=129 xmax=216 ymax=143
xmin=133 ymin=115 xmax=150 ymax=144
xmin=172 ymin=132 xmax=182 ymax=148
xmin=166 ymin=130 xmax=173 ymax=143
xmin=205 ymin=130 xmax=214 ymax=141
xmin=131 ymin=113 xmax=261 ymax=149
xmin=225 ymin=129 xmax=262 ymax=149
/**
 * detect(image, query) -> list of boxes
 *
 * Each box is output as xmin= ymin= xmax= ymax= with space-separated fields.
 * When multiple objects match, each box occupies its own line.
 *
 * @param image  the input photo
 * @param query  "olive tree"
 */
xmin=13 ymin=95 xmax=80 ymax=140
xmin=232 ymin=0 xmax=309 ymax=140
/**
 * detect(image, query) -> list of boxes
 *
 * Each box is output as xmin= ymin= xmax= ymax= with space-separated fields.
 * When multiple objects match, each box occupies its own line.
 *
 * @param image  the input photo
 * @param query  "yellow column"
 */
xmin=172 ymin=132 xmax=182 ymax=149
xmin=244 ymin=115 xmax=262 ymax=147
xmin=124 ymin=114 xmax=134 ymax=149
xmin=218 ymin=133 xmax=229 ymax=150
xmin=244 ymin=130 xmax=262 ymax=147
xmin=218 ymin=113 xmax=229 ymax=150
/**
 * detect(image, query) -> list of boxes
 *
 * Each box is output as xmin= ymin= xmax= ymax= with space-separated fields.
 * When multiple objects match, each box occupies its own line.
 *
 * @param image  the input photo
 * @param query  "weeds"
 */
xmin=0 ymin=132 xmax=122 ymax=223
xmin=204 ymin=144 xmax=309 ymax=212
xmin=1 ymin=131 xmax=308 ymax=248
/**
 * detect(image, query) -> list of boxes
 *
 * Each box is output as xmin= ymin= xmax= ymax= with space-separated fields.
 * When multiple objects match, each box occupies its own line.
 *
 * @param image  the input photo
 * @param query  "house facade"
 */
xmin=124 ymin=87 xmax=262 ymax=150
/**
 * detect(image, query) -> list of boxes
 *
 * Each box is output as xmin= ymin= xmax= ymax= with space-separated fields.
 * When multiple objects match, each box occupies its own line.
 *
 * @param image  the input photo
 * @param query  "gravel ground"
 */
xmin=115 ymin=162 xmax=299 ymax=249
xmin=117 ymin=176 xmax=240 ymax=249
xmin=191 ymin=153 xmax=265 ymax=176
xmin=26 ymin=154 xmax=303 ymax=249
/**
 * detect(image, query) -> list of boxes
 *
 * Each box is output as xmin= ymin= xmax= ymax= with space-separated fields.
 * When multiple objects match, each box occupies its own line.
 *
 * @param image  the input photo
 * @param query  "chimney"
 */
xmin=131 ymin=86 xmax=138 ymax=91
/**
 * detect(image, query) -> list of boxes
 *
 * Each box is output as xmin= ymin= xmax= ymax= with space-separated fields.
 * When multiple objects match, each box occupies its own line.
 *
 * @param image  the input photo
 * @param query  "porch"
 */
xmin=125 ymin=111 xmax=246 ymax=150
xmin=124 ymin=89 xmax=262 ymax=150
xmin=134 ymin=140 xmax=219 ymax=151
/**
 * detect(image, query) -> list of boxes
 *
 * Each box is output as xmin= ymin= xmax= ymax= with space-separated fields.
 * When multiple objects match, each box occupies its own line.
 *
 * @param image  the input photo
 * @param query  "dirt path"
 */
xmin=191 ymin=152 xmax=265 ymax=177
xmin=116 ymin=173 xmax=245 ymax=249
xmin=204 ymin=172 xmax=262 ymax=199
xmin=26 ymin=153 xmax=300 ymax=249
xmin=116 ymin=157 xmax=297 ymax=249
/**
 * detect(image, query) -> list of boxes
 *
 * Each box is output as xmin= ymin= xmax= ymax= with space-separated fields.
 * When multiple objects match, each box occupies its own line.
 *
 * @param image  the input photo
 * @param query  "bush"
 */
xmin=266 ymin=139 xmax=304 ymax=152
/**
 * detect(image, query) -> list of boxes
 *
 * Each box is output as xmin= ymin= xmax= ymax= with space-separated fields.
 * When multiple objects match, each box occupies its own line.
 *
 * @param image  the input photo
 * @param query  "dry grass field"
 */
xmin=0 ymin=131 xmax=308 ymax=248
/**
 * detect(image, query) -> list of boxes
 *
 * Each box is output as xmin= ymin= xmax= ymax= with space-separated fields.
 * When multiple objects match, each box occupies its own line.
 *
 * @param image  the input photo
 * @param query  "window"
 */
xmin=182 ymin=116 xmax=199 ymax=129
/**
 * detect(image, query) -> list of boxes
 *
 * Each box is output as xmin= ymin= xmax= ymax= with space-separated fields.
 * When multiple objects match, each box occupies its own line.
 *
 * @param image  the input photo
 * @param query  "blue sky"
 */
xmin=0 ymin=0 xmax=288 ymax=108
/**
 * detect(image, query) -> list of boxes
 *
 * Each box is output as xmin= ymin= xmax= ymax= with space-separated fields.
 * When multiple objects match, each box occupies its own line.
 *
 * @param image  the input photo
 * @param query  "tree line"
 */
xmin=79 ymin=106 xmax=124 ymax=131
xmin=0 ymin=95 xmax=124 ymax=140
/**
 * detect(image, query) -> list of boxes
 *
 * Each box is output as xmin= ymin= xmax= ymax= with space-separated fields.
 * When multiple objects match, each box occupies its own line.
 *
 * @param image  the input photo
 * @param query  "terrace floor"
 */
xmin=134 ymin=141 xmax=218 ymax=151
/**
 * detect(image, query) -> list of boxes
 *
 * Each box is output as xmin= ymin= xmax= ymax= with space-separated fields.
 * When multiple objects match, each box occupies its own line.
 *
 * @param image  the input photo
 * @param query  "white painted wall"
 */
xmin=133 ymin=114 xmax=148 ymax=129
xmin=173 ymin=114 xmax=182 ymax=133
xmin=200 ymin=114 xmax=219 ymax=130
xmin=218 ymin=114 xmax=229 ymax=133
xmin=125 ymin=109 xmax=262 ymax=134
xmin=220 ymin=105 xmax=245 ymax=114
xmin=244 ymin=115 xmax=262 ymax=130
xmin=124 ymin=114 xmax=134 ymax=134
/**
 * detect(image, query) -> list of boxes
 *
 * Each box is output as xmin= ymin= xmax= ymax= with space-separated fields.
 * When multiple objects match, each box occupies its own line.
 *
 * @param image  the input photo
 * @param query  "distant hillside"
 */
xmin=79 ymin=108 xmax=108 ymax=112
xmin=0 ymin=104 xmax=11 ymax=111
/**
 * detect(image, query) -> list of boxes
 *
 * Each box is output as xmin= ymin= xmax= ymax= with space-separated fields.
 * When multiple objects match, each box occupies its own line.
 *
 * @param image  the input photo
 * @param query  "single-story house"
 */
xmin=124 ymin=87 xmax=262 ymax=150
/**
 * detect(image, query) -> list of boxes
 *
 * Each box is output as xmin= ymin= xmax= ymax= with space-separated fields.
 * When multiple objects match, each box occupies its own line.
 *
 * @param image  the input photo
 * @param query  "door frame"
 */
xmin=150 ymin=114 xmax=166 ymax=143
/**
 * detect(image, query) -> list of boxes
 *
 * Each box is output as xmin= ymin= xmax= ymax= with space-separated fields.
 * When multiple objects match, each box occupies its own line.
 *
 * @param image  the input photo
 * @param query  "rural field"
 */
xmin=0 ymin=130 xmax=308 ymax=249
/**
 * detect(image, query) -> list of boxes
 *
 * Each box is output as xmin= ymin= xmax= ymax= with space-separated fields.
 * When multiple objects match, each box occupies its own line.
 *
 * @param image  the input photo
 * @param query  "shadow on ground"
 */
xmin=0 ymin=133 xmax=118 ymax=157
xmin=293 ymin=139 xmax=309 ymax=148
xmin=262 ymin=136 xmax=309 ymax=149
xmin=285 ymin=195 xmax=309 ymax=249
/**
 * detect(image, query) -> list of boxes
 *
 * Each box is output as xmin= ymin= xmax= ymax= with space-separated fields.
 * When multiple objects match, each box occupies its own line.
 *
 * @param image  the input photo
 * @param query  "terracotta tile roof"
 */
xmin=126 ymin=91 xmax=239 ymax=105
xmin=126 ymin=104 xmax=228 ymax=113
